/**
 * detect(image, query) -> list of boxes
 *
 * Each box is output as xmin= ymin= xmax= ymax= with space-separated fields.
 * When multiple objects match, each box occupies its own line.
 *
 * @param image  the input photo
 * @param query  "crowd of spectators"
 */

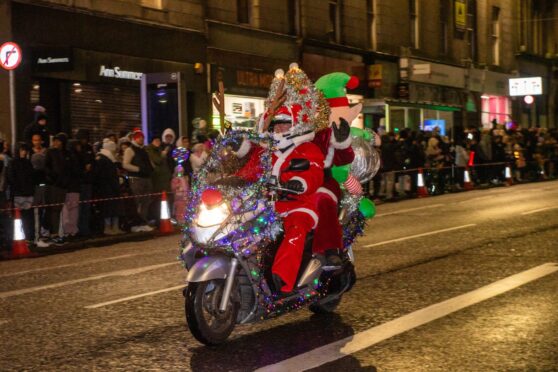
xmin=371 ymin=123 xmax=558 ymax=200
xmin=2 ymin=106 xmax=558 ymax=252
xmin=0 ymin=107 xmax=215 ymax=251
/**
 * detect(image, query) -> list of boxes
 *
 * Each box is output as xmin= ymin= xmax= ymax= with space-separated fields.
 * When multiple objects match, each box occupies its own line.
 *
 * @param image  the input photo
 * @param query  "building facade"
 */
xmin=1 ymin=0 xmax=557 ymax=144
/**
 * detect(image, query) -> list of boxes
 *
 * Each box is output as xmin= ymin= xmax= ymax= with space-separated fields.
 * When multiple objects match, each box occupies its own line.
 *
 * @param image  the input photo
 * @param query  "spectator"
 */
xmin=162 ymin=128 xmax=177 ymax=167
xmin=75 ymin=129 xmax=95 ymax=237
xmin=146 ymin=136 xmax=172 ymax=223
xmin=170 ymin=164 xmax=189 ymax=224
xmin=122 ymin=129 xmax=154 ymax=231
xmin=94 ymin=139 xmax=124 ymax=235
xmin=23 ymin=111 xmax=50 ymax=148
xmin=7 ymin=143 xmax=35 ymax=242
xmin=189 ymin=143 xmax=208 ymax=174
xmin=60 ymin=140 xmax=82 ymax=240
xmin=380 ymin=133 xmax=399 ymax=200
xmin=31 ymin=149 xmax=49 ymax=247
xmin=0 ymin=140 xmax=10 ymax=250
xmin=176 ymin=136 xmax=190 ymax=149
xmin=191 ymin=118 xmax=208 ymax=144
xmin=44 ymin=133 xmax=70 ymax=244
xmin=30 ymin=133 xmax=46 ymax=155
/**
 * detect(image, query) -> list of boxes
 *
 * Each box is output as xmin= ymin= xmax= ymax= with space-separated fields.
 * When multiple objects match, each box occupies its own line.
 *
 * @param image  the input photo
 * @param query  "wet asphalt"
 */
xmin=0 ymin=180 xmax=557 ymax=371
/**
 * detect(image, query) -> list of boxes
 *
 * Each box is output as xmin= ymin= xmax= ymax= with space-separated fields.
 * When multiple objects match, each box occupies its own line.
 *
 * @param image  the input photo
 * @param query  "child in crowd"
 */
xmin=170 ymin=164 xmax=189 ymax=224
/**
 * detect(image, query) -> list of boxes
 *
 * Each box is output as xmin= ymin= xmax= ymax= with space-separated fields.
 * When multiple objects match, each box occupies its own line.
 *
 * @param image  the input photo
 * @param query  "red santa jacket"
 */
xmin=313 ymin=127 xmax=355 ymax=169
xmin=236 ymin=142 xmax=324 ymax=197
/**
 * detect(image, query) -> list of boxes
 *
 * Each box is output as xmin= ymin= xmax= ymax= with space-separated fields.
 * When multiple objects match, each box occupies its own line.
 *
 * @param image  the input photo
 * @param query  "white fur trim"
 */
xmin=235 ymin=138 xmax=251 ymax=158
xmin=290 ymin=176 xmax=308 ymax=193
xmin=330 ymin=134 xmax=352 ymax=150
xmin=280 ymin=208 xmax=319 ymax=229
xmin=324 ymin=146 xmax=335 ymax=168
xmin=317 ymin=187 xmax=338 ymax=203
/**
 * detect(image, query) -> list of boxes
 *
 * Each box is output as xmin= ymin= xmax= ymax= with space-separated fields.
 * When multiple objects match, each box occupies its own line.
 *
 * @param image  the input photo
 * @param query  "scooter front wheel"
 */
xmin=185 ymin=279 xmax=239 ymax=345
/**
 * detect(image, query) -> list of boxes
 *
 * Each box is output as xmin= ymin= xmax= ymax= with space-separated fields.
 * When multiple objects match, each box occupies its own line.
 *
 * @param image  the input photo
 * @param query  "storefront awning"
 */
xmin=385 ymin=99 xmax=462 ymax=112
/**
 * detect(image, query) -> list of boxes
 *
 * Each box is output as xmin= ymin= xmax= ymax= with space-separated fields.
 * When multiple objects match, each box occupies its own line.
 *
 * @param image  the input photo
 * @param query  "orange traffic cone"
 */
xmin=11 ymin=208 xmax=32 ymax=258
xmin=505 ymin=164 xmax=513 ymax=186
xmin=417 ymin=168 xmax=428 ymax=198
xmin=463 ymin=167 xmax=474 ymax=190
xmin=159 ymin=191 xmax=173 ymax=234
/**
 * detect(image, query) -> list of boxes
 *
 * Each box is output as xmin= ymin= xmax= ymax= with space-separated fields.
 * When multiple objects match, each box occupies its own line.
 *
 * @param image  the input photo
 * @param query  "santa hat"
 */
xmin=315 ymin=72 xmax=359 ymax=108
xmin=132 ymin=128 xmax=145 ymax=141
xmin=271 ymin=104 xmax=307 ymax=126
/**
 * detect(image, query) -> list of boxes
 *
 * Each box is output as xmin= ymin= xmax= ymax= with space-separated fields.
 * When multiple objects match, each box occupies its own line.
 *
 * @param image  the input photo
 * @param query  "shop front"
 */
xmin=469 ymin=69 xmax=514 ymax=129
xmin=366 ymin=58 xmax=466 ymax=135
xmin=209 ymin=65 xmax=274 ymax=131
xmin=12 ymin=2 xmax=206 ymax=142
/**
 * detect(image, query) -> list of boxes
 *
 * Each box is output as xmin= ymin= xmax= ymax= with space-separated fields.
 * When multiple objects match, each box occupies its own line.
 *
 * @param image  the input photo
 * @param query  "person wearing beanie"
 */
xmin=122 ymin=129 xmax=154 ymax=231
xmin=94 ymin=139 xmax=124 ymax=235
xmin=23 ymin=110 xmax=51 ymax=148
xmin=7 ymin=143 xmax=36 ymax=242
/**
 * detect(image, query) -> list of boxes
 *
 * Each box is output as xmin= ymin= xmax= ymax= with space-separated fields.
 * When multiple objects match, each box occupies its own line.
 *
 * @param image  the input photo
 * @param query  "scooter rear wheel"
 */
xmin=185 ymin=279 xmax=239 ymax=345
xmin=309 ymin=297 xmax=341 ymax=314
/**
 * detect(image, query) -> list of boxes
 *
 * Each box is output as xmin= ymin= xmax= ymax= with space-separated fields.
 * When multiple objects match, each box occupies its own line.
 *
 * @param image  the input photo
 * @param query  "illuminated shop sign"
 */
xmin=99 ymin=65 xmax=143 ymax=80
xmin=509 ymin=77 xmax=543 ymax=96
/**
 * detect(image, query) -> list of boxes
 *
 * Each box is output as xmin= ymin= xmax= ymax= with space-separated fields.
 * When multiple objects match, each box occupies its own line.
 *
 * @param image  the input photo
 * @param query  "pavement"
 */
xmin=1 ymin=181 xmax=557 ymax=371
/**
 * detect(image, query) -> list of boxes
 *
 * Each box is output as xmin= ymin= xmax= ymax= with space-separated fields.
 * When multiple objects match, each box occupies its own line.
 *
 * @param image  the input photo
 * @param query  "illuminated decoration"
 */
xmin=264 ymin=64 xmax=330 ymax=133
xmin=171 ymin=147 xmax=190 ymax=165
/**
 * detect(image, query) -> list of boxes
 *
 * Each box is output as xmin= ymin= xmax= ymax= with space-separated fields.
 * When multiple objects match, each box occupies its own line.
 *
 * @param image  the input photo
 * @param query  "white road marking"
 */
xmin=256 ymin=262 xmax=558 ymax=372
xmin=362 ymin=224 xmax=477 ymax=248
xmin=85 ymin=284 xmax=185 ymax=309
xmin=0 ymin=262 xmax=177 ymax=299
xmin=0 ymin=253 xmax=149 ymax=278
xmin=521 ymin=206 xmax=558 ymax=216
xmin=375 ymin=204 xmax=443 ymax=218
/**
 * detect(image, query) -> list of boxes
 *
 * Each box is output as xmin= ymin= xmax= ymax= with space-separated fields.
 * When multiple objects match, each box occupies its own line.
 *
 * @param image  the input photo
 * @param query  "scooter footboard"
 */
xmin=186 ymin=256 xmax=232 ymax=283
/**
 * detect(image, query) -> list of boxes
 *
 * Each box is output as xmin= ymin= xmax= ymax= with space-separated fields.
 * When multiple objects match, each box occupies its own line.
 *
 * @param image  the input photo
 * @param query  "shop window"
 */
xmin=409 ymin=0 xmax=419 ymax=49
xmin=491 ymin=6 xmax=500 ymax=65
xmin=70 ymin=82 xmax=141 ymax=142
xmin=481 ymin=95 xmax=510 ymax=128
xmin=467 ymin=0 xmax=478 ymax=63
xmin=237 ymin=0 xmax=250 ymax=24
xmin=367 ymin=0 xmax=377 ymax=50
xmin=328 ymin=0 xmax=341 ymax=43
xmin=287 ymin=0 xmax=301 ymax=36
xmin=439 ymin=0 xmax=448 ymax=55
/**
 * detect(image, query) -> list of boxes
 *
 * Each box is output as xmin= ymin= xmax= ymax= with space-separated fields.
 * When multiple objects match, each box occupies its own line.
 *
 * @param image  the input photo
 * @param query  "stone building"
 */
xmin=1 ymin=0 xmax=556 ymax=144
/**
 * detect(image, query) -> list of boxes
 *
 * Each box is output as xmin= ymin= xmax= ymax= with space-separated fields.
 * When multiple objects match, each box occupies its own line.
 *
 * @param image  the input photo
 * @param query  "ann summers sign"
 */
xmin=99 ymin=65 xmax=143 ymax=80
xmin=32 ymin=47 xmax=73 ymax=72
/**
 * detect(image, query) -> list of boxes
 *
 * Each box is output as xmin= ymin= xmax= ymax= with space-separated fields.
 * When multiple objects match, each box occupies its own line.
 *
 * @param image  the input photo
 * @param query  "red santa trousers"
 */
xmin=312 ymin=177 xmax=343 ymax=255
xmin=273 ymin=200 xmax=318 ymax=292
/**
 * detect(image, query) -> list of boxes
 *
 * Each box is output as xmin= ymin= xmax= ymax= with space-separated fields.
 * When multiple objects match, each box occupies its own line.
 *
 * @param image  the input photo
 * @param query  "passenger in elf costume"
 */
xmin=232 ymin=66 xmax=325 ymax=295
xmin=311 ymin=72 xmax=363 ymax=262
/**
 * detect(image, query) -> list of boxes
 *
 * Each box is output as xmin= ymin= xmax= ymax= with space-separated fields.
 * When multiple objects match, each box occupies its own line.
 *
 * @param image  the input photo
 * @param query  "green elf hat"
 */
xmin=315 ymin=72 xmax=360 ymax=108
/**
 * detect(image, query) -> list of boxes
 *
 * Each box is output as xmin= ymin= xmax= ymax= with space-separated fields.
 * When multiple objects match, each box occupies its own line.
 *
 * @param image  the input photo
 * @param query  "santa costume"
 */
xmin=235 ymin=103 xmax=324 ymax=293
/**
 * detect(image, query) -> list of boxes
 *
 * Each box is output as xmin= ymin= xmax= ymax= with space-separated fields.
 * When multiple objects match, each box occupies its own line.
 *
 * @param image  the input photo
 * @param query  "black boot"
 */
xmin=272 ymin=274 xmax=295 ymax=298
xmin=325 ymin=249 xmax=343 ymax=267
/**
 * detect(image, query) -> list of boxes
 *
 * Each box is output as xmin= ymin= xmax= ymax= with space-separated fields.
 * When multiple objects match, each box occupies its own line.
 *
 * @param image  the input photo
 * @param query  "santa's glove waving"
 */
xmin=283 ymin=179 xmax=305 ymax=194
xmin=332 ymin=117 xmax=351 ymax=143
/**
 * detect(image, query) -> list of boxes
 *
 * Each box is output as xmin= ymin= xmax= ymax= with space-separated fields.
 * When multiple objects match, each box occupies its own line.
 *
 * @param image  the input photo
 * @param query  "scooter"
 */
xmin=180 ymin=132 xmax=363 ymax=345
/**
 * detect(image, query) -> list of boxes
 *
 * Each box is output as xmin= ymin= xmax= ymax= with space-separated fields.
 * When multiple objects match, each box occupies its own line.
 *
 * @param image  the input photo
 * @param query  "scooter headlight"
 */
xmin=196 ymin=202 xmax=230 ymax=227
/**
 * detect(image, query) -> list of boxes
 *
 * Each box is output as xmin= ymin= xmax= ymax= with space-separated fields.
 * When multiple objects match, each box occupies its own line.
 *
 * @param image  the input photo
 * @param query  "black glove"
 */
xmin=332 ymin=117 xmax=351 ymax=143
xmin=230 ymin=138 xmax=244 ymax=152
xmin=283 ymin=179 xmax=304 ymax=193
